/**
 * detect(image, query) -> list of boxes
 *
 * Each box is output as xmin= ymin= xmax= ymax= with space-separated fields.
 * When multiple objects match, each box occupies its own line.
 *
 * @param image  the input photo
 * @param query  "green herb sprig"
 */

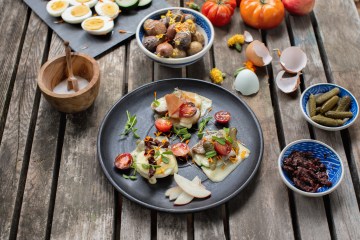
xmin=122 ymin=159 xmax=138 ymax=180
xmin=197 ymin=116 xmax=212 ymax=139
xmin=120 ymin=110 xmax=140 ymax=139
xmin=154 ymin=150 xmax=173 ymax=164
xmin=173 ymin=126 xmax=191 ymax=142
xmin=205 ymin=150 xmax=217 ymax=159
xmin=212 ymin=136 xmax=226 ymax=145
xmin=152 ymin=91 xmax=160 ymax=107
xmin=223 ymin=127 xmax=233 ymax=143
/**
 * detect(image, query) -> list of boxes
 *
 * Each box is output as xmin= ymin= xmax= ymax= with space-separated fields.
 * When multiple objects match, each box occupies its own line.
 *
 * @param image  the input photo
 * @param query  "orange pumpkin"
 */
xmin=240 ymin=0 xmax=285 ymax=29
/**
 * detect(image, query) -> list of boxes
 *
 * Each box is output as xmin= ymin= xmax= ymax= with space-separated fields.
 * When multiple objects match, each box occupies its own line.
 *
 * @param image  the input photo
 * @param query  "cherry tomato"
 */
xmin=114 ymin=153 xmax=133 ymax=170
xmin=155 ymin=118 xmax=173 ymax=132
xmin=171 ymin=143 xmax=190 ymax=157
xmin=214 ymin=111 xmax=231 ymax=124
xmin=179 ymin=102 xmax=197 ymax=118
xmin=214 ymin=142 xmax=232 ymax=156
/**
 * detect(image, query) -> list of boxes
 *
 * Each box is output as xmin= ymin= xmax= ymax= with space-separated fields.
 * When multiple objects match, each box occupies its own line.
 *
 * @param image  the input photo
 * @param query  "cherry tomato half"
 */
xmin=114 ymin=153 xmax=133 ymax=170
xmin=179 ymin=102 xmax=197 ymax=118
xmin=171 ymin=143 xmax=190 ymax=157
xmin=155 ymin=118 xmax=173 ymax=132
xmin=214 ymin=111 xmax=231 ymax=124
xmin=214 ymin=142 xmax=232 ymax=156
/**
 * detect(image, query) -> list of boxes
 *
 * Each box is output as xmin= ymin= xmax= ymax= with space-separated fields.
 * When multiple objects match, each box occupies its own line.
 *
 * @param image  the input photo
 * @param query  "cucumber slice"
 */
xmin=115 ymin=0 xmax=139 ymax=10
xmin=138 ymin=0 xmax=152 ymax=8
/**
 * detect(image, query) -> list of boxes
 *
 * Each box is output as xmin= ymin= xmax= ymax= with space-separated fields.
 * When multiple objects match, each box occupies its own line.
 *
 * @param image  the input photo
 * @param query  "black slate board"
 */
xmin=24 ymin=0 xmax=170 ymax=58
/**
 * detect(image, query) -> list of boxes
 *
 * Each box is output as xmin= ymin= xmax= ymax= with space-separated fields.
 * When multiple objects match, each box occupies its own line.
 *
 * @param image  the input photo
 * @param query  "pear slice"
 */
xmin=165 ymin=186 xmax=183 ymax=201
xmin=174 ymin=176 xmax=202 ymax=205
xmin=174 ymin=174 xmax=211 ymax=198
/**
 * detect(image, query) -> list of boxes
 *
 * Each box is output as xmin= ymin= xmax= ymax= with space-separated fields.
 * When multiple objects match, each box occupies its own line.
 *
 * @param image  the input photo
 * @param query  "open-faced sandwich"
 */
xmin=191 ymin=128 xmax=250 ymax=182
xmin=151 ymin=89 xmax=212 ymax=128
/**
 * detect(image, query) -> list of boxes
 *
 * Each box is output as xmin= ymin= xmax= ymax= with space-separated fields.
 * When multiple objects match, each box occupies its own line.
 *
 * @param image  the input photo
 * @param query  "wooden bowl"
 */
xmin=38 ymin=53 xmax=100 ymax=113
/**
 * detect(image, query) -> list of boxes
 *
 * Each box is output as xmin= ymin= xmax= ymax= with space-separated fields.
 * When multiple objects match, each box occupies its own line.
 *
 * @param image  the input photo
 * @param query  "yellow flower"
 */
xmin=227 ymin=34 xmax=245 ymax=47
xmin=210 ymin=68 xmax=225 ymax=84
xmin=244 ymin=61 xmax=256 ymax=72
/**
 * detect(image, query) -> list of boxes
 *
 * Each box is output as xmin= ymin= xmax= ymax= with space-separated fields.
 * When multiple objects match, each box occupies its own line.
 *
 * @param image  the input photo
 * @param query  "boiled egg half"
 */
xmin=46 ymin=0 xmax=70 ymax=17
xmin=69 ymin=0 xmax=98 ymax=8
xmin=61 ymin=4 xmax=92 ymax=24
xmin=95 ymin=1 xmax=120 ymax=19
xmin=82 ymin=16 xmax=114 ymax=35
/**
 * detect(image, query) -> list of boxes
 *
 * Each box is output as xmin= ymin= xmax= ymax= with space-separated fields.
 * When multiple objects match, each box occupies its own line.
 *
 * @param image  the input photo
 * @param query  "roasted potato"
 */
xmin=174 ymin=31 xmax=191 ymax=50
xmin=142 ymin=36 xmax=164 ymax=52
xmin=144 ymin=20 xmax=167 ymax=36
xmin=192 ymin=31 xmax=205 ymax=46
xmin=172 ymin=48 xmax=187 ymax=58
xmin=166 ymin=24 xmax=177 ymax=41
xmin=187 ymin=41 xmax=203 ymax=56
xmin=156 ymin=42 xmax=174 ymax=58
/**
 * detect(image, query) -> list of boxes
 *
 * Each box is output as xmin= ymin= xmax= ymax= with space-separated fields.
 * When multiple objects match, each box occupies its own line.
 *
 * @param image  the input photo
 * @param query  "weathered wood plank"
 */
xmin=15 ymin=14 xmax=63 ymax=240
xmin=209 ymin=9 xmax=294 ymax=240
xmin=313 ymin=1 xmax=360 ymax=238
xmin=266 ymin=18 xmax=331 ymax=240
xmin=314 ymin=0 xmax=360 ymax=186
xmin=0 ymin=0 xmax=28 ymax=134
xmin=119 ymin=39 xmax=153 ymax=240
xmin=50 ymin=46 xmax=126 ymax=239
xmin=0 ymin=10 xmax=48 ymax=240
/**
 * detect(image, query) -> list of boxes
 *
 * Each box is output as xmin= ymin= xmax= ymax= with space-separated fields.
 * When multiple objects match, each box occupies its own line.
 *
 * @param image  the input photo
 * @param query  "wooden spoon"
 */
xmin=64 ymin=41 xmax=79 ymax=92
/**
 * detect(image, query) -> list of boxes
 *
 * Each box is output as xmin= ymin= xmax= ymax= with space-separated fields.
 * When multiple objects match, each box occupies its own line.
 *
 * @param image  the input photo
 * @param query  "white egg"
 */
xmin=46 ymin=0 xmax=70 ymax=17
xmin=95 ymin=1 xmax=120 ymax=19
xmin=234 ymin=69 xmax=260 ymax=96
xmin=81 ymin=16 xmax=114 ymax=35
xmin=68 ymin=0 xmax=98 ymax=8
xmin=61 ymin=5 xmax=92 ymax=24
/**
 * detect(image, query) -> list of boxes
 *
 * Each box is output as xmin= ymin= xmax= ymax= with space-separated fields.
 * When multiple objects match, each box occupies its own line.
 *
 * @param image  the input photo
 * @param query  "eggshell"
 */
xmin=234 ymin=69 xmax=260 ymax=96
xmin=244 ymin=31 xmax=253 ymax=43
xmin=245 ymin=40 xmax=272 ymax=67
xmin=276 ymin=70 xmax=300 ymax=93
xmin=280 ymin=47 xmax=307 ymax=73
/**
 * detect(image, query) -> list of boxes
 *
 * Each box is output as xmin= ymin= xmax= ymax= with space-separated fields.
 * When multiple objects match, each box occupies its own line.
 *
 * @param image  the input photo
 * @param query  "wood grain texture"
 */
xmin=266 ymin=19 xmax=331 ymax=240
xmin=0 ymin=0 xmax=28 ymax=130
xmin=119 ymin=39 xmax=153 ymax=240
xmin=0 ymin=11 xmax=48 ymax=240
xmin=313 ymin=0 xmax=360 ymax=239
xmin=314 ymin=0 xmax=360 ymax=192
xmin=209 ymin=10 xmax=294 ymax=240
xmin=50 ymin=44 xmax=126 ymax=239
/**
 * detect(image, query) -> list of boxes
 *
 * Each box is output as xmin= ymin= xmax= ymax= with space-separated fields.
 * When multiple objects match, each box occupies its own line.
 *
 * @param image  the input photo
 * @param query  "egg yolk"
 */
xmin=83 ymin=18 xmax=105 ymax=30
xmin=76 ymin=0 xmax=90 ymax=2
xmin=101 ymin=3 xmax=117 ymax=16
xmin=51 ymin=1 xmax=66 ymax=11
xmin=71 ymin=5 xmax=89 ymax=17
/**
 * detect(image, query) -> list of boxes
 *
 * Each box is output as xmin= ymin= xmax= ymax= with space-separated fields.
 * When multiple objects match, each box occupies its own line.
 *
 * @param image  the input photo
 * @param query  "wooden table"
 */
xmin=1 ymin=0 xmax=359 ymax=239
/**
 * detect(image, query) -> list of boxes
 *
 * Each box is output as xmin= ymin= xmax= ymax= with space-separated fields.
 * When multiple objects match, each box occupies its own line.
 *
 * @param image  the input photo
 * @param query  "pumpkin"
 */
xmin=201 ymin=0 xmax=237 ymax=27
xmin=240 ymin=0 xmax=285 ymax=29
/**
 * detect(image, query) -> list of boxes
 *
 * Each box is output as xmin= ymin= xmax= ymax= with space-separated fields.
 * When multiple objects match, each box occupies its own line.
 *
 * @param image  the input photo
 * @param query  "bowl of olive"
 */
xmin=136 ymin=7 xmax=214 ymax=68
xmin=300 ymin=83 xmax=359 ymax=131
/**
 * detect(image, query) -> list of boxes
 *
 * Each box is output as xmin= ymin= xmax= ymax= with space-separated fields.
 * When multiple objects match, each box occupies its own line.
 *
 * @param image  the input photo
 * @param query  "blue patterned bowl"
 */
xmin=136 ymin=7 xmax=214 ymax=68
xmin=300 ymin=83 xmax=359 ymax=131
xmin=278 ymin=139 xmax=344 ymax=197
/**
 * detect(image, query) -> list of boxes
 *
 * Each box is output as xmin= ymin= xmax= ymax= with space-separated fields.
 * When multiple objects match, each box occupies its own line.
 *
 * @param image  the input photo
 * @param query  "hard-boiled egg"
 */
xmin=61 ymin=4 xmax=92 ymax=24
xmin=81 ymin=16 xmax=114 ymax=35
xmin=95 ymin=1 xmax=120 ymax=19
xmin=69 ymin=0 xmax=98 ymax=8
xmin=46 ymin=0 xmax=70 ymax=17
xmin=234 ymin=69 xmax=260 ymax=96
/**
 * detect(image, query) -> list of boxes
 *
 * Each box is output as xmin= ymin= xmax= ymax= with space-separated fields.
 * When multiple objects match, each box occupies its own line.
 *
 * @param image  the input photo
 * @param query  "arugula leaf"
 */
xmin=212 ymin=136 xmax=226 ymax=145
xmin=161 ymin=155 xmax=170 ymax=164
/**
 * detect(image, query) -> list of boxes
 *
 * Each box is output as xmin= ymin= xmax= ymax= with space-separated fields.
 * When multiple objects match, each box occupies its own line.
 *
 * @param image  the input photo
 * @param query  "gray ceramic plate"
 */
xmin=97 ymin=79 xmax=263 ymax=213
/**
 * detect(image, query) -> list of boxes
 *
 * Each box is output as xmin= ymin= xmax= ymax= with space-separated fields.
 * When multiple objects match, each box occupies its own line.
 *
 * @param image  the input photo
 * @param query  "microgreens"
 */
xmin=197 ymin=116 xmax=212 ymax=138
xmin=155 ymin=150 xmax=173 ymax=164
xmin=120 ymin=110 xmax=140 ymax=139
xmin=173 ymin=126 xmax=191 ymax=142
xmin=205 ymin=150 xmax=217 ymax=159
xmin=152 ymin=91 xmax=160 ymax=107
xmin=212 ymin=136 xmax=226 ymax=145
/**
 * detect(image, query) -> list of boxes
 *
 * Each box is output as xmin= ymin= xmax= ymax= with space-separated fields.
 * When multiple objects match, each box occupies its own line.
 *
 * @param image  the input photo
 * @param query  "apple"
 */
xmin=165 ymin=186 xmax=183 ymax=200
xmin=283 ymin=0 xmax=315 ymax=16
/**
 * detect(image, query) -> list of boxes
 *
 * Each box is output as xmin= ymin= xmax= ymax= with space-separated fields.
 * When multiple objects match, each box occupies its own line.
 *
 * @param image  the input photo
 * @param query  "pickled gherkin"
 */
xmin=325 ymin=111 xmax=353 ymax=119
xmin=316 ymin=87 xmax=340 ymax=105
xmin=308 ymin=94 xmax=316 ymax=117
xmin=320 ymin=96 xmax=339 ymax=113
xmin=311 ymin=115 xmax=344 ymax=127
xmin=336 ymin=96 xmax=351 ymax=112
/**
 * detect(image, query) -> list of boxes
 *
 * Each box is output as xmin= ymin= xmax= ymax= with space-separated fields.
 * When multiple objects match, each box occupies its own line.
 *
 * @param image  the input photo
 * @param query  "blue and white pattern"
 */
xmin=281 ymin=140 xmax=343 ymax=193
xmin=301 ymin=84 xmax=358 ymax=127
